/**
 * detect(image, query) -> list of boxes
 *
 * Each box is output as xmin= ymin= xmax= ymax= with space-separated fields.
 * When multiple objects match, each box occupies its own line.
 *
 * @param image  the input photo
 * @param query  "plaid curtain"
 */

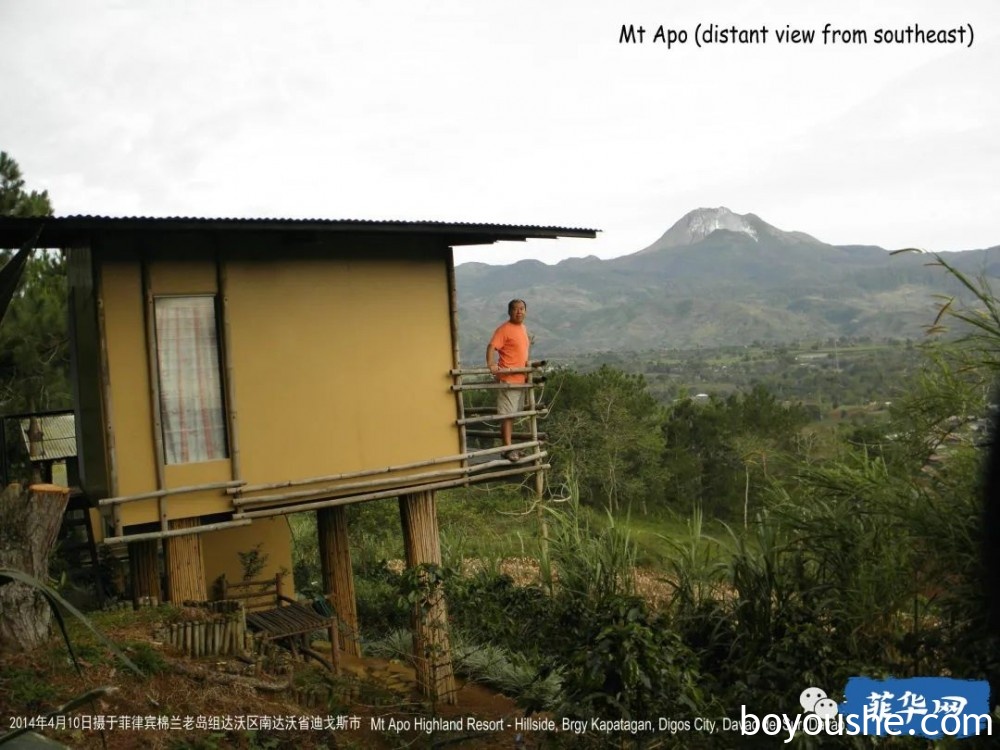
xmin=155 ymin=296 xmax=227 ymax=464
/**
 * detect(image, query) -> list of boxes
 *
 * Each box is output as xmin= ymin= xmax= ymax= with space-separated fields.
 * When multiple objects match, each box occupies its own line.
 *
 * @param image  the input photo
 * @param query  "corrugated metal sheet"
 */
xmin=0 ymin=215 xmax=599 ymax=249
xmin=20 ymin=413 xmax=77 ymax=461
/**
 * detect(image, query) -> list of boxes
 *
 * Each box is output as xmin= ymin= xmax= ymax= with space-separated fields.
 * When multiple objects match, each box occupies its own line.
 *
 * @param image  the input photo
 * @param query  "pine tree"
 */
xmin=0 ymin=151 xmax=68 ymax=415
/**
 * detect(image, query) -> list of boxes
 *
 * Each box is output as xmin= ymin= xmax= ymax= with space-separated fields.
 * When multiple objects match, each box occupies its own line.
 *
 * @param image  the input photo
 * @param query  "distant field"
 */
xmin=557 ymin=339 xmax=926 ymax=410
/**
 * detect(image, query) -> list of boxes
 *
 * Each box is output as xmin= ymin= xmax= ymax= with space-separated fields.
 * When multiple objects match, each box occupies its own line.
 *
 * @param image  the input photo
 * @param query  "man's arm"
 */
xmin=486 ymin=343 xmax=499 ymax=378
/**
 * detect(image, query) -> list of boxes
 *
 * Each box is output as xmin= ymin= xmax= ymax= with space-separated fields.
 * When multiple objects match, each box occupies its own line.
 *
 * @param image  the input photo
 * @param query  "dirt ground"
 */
xmin=1 ymin=641 xmax=550 ymax=749
xmin=1 ymin=560 xmax=676 ymax=749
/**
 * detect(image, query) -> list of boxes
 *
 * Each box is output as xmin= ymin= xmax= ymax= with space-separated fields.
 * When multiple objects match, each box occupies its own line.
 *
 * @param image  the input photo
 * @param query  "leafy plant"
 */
xmin=237 ymin=543 xmax=269 ymax=582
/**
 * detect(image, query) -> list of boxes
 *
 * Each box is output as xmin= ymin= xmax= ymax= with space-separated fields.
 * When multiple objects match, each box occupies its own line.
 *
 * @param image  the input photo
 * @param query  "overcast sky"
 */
xmin=1 ymin=0 xmax=997 ymax=264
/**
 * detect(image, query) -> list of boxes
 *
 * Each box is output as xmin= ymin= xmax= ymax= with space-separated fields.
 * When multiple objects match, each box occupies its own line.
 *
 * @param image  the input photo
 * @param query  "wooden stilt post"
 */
xmin=128 ymin=539 xmax=161 ymax=606
xmin=163 ymin=518 xmax=207 ymax=602
xmin=399 ymin=490 xmax=456 ymax=704
xmin=317 ymin=507 xmax=360 ymax=657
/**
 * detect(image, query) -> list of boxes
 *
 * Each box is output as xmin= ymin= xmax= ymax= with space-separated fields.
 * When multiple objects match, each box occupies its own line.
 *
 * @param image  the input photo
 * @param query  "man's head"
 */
xmin=507 ymin=299 xmax=526 ymax=324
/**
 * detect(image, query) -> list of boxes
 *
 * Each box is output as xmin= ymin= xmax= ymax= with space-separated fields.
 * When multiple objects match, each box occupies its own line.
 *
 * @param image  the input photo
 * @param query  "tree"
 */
xmin=0 ymin=151 xmax=67 ymax=420
xmin=661 ymin=386 xmax=809 ymax=520
xmin=0 ymin=151 xmax=52 ymax=217
xmin=547 ymin=366 xmax=667 ymax=513
xmin=0 ymin=155 xmax=69 ymax=652
xmin=0 ymin=483 xmax=71 ymax=651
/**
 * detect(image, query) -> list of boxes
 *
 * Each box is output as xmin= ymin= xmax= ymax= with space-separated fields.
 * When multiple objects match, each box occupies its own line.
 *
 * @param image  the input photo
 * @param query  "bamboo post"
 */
xmin=526 ymin=371 xmax=545 ymax=500
xmin=525 ymin=372 xmax=549 ymax=557
xmin=399 ymin=490 xmax=456 ymax=704
xmin=128 ymin=539 xmax=162 ymax=606
xmin=95 ymin=265 xmax=122 ymax=536
xmin=163 ymin=518 xmax=207 ymax=603
xmin=317 ymin=507 xmax=359 ymax=657
xmin=217 ymin=257 xmax=242 ymax=480
xmin=141 ymin=261 xmax=169 ymax=532
xmin=446 ymin=249 xmax=468 ymax=465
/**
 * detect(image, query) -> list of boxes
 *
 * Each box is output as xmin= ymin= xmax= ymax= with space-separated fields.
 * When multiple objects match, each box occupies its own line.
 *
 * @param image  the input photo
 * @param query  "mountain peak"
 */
xmin=639 ymin=207 xmax=759 ymax=252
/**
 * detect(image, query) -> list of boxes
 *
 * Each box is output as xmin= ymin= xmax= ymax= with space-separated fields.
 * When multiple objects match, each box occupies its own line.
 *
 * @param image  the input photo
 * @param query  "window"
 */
xmin=154 ymin=296 xmax=227 ymax=464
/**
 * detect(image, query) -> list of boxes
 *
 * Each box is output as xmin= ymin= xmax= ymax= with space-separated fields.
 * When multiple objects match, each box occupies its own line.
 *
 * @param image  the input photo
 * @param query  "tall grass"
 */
xmin=544 ymin=482 xmax=637 ymax=605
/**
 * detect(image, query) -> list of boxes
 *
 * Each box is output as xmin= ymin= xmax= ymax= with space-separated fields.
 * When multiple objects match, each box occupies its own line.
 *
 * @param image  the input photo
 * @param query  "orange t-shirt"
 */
xmin=489 ymin=321 xmax=529 ymax=383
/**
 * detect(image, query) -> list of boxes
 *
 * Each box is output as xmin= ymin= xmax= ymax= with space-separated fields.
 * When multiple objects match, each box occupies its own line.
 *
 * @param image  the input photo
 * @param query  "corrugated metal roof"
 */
xmin=0 ymin=215 xmax=599 ymax=249
xmin=20 ymin=413 xmax=77 ymax=461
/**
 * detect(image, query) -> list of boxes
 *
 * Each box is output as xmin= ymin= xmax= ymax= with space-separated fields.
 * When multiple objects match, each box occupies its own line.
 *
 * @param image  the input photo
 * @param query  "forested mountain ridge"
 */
xmin=457 ymin=207 xmax=1000 ymax=357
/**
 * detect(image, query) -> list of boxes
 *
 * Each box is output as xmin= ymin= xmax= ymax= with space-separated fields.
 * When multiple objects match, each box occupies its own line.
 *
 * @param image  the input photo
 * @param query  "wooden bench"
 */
xmin=218 ymin=573 xmax=340 ymax=672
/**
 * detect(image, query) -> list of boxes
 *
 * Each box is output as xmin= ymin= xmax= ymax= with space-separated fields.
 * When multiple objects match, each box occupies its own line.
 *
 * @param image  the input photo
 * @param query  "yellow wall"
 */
xmin=101 ymin=261 xmax=158 ymax=499
xmin=201 ymin=517 xmax=294 ymax=599
xmin=226 ymin=253 xmax=456 ymax=485
xmin=97 ymin=240 xmax=457 ymax=527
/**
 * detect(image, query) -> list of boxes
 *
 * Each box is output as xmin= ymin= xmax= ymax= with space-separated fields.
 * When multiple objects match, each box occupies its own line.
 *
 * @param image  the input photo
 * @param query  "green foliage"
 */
xmin=0 ymin=668 xmax=60 ymax=711
xmin=123 ymin=641 xmax=168 ymax=675
xmin=662 ymin=504 xmax=726 ymax=614
xmin=236 ymin=543 xmax=269 ymax=581
xmin=396 ymin=562 xmax=450 ymax=624
xmin=452 ymin=636 xmax=563 ymax=708
xmin=547 ymin=365 xmax=667 ymax=512
xmin=353 ymin=561 xmax=408 ymax=639
xmin=923 ymin=252 xmax=1000 ymax=372
xmin=0 ymin=152 xmax=52 ymax=218
xmin=662 ymin=384 xmax=810 ymax=519
xmin=288 ymin=514 xmax=321 ymax=596
xmin=446 ymin=571 xmax=552 ymax=656
xmin=0 ymin=251 xmax=70 ymax=414
xmin=346 ymin=501 xmax=403 ymax=574
xmin=553 ymin=596 xmax=704 ymax=724
xmin=0 ymin=152 xmax=66 ymax=417
xmin=545 ymin=484 xmax=636 ymax=606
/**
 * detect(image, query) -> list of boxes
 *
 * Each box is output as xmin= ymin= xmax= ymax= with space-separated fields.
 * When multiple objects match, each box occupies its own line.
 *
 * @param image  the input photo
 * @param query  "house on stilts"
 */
xmin=0 ymin=215 xmax=595 ymax=701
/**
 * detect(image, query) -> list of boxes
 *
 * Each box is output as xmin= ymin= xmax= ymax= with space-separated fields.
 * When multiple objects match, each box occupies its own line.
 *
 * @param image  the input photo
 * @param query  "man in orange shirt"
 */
xmin=486 ymin=299 xmax=530 ymax=461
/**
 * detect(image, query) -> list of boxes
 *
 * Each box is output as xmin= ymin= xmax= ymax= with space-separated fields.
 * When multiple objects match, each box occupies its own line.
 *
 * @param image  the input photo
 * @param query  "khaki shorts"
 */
xmin=496 ymin=387 xmax=525 ymax=416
